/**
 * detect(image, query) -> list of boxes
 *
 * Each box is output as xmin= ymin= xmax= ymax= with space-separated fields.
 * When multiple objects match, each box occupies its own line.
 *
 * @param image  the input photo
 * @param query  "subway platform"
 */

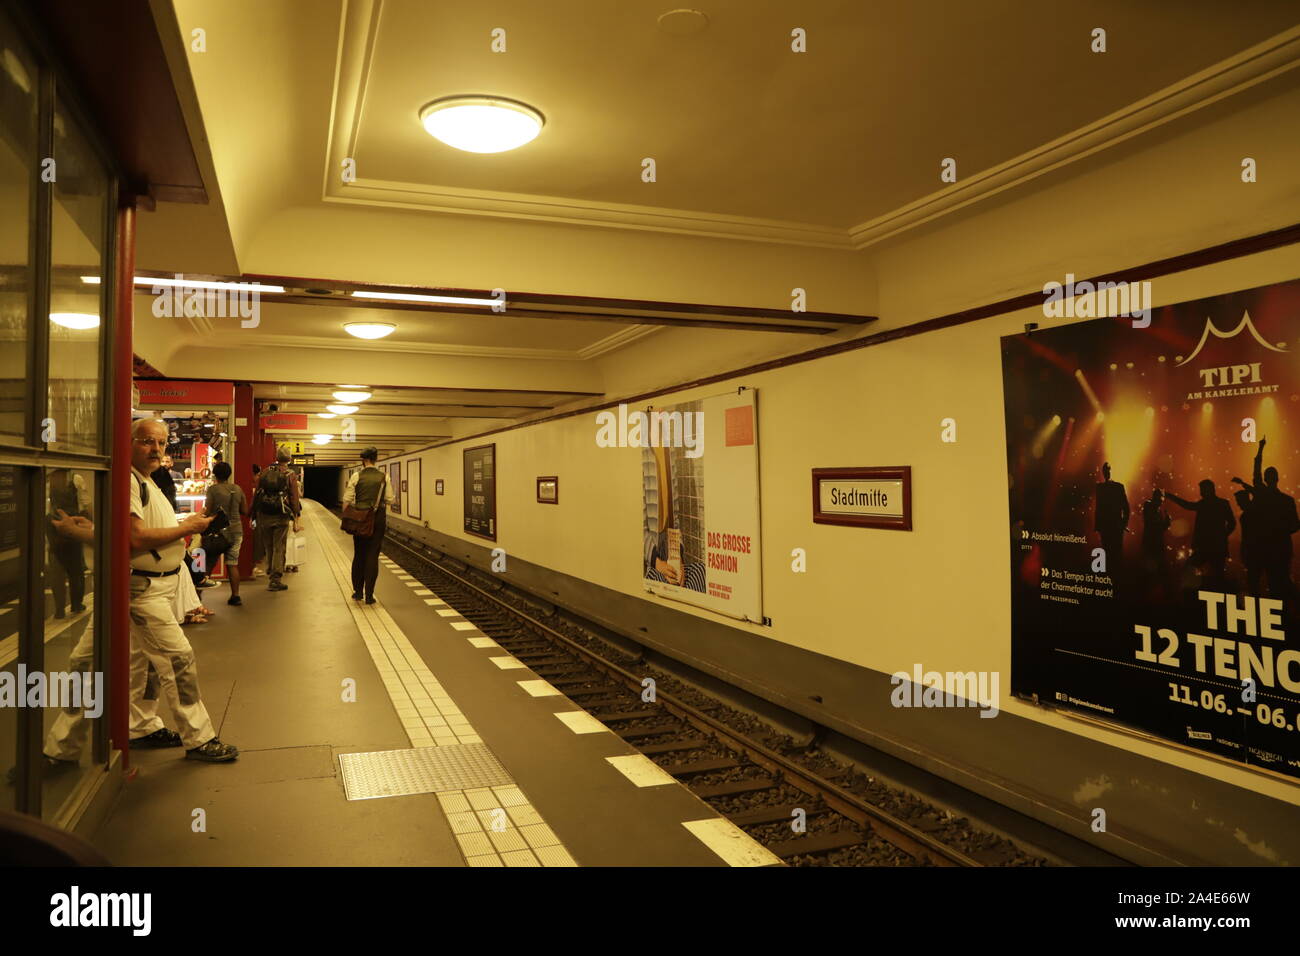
xmin=90 ymin=500 xmax=778 ymax=867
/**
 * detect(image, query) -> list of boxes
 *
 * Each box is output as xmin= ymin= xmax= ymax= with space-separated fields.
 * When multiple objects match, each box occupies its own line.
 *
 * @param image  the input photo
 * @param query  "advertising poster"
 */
xmin=641 ymin=389 xmax=762 ymax=622
xmin=464 ymin=444 xmax=496 ymax=539
xmin=1001 ymin=279 xmax=1300 ymax=777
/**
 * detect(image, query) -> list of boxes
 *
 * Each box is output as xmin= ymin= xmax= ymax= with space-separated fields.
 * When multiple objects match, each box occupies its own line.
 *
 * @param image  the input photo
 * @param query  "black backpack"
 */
xmin=256 ymin=466 xmax=290 ymax=516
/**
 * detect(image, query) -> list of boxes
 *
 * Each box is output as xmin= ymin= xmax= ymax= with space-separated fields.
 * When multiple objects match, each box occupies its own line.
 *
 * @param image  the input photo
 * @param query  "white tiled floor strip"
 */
xmin=305 ymin=505 xmax=576 ymax=867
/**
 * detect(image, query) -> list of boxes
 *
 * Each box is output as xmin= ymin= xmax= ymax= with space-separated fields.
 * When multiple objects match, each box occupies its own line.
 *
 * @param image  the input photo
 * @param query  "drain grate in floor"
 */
xmin=338 ymin=743 xmax=513 ymax=800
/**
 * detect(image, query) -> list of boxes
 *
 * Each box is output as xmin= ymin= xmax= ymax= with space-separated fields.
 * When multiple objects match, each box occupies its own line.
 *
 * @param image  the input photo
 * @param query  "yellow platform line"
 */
xmin=303 ymin=503 xmax=576 ymax=867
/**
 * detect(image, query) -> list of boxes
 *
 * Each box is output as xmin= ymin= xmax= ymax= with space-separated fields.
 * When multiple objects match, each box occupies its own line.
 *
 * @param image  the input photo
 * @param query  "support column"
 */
xmin=109 ymin=199 xmax=135 ymax=766
xmin=233 ymin=384 xmax=255 ymax=578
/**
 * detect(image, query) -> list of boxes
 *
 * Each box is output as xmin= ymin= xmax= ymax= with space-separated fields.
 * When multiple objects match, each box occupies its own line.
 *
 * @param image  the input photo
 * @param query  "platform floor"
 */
xmin=90 ymin=500 xmax=778 ymax=867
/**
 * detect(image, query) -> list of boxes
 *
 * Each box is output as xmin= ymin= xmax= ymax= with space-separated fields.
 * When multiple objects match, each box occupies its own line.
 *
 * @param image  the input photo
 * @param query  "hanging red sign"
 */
xmin=260 ymin=413 xmax=308 ymax=431
xmin=135 ymin=380 xmax=234 ymax=406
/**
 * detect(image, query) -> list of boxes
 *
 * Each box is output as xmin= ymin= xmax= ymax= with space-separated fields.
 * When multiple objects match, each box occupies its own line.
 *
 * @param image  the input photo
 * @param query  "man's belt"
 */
xmin=131 ymin=567 xmax=181 ymax=578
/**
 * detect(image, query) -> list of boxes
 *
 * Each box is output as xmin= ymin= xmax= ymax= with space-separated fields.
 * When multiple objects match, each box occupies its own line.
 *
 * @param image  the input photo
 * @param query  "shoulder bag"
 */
xmin=341 ymin=472 xmax=386 ymax=537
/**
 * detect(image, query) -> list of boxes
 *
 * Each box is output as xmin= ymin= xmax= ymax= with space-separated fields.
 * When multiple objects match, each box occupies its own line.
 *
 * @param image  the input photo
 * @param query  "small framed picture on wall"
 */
xmin=536 ymin=476 xmax=558 ymax=504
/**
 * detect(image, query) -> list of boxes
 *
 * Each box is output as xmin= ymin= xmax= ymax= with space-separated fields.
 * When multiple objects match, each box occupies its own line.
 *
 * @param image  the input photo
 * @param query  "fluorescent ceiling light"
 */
xmin=50 ymin=312 xmax=100 ymax=330
xmin=343 ymin=322 xmax=396 ymax=340
xmin=419 ymin=96 xmax=543 ymax=153
xmin=350 ymin=290 xmax=496 ymax=306
xmin=332 ymin=390 xmax=371 ymax=402
xmin=312 ymin=435 xmax=333 ymax=445
xmin=317 ymin=413 xmax=337 ymax=419
xmin=326 ymin=404 xmax=359 ymax=415
xmin=81 ymin=275 xmax=286 ymax=293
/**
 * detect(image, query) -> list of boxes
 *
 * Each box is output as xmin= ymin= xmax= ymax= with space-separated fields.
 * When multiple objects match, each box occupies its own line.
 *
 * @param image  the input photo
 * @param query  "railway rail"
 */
xmin=382 ymin=526 xmax=1049 ymax=868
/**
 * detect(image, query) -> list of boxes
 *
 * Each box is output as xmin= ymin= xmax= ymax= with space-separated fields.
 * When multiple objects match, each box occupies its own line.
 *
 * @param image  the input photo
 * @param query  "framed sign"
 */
xmin=464 ymin=444 xmax=496 ymax=539
xmin=435 ymin=479 xmax=444 ymax=495
xmin=389 ymin=461 xmax=401 ymax=514
xmin=536 ymin=476 xmax=558 ymax=504
xmin=812 ymin=466 xmax=911 ymax=530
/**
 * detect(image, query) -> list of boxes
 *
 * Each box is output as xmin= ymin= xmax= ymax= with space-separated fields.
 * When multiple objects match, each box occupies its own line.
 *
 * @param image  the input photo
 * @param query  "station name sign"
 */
xmin=811 ymin=466 xmax=911 ymax=530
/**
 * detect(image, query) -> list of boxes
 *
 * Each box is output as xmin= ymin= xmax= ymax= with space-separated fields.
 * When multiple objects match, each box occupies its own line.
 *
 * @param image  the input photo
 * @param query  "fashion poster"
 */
xmin=1001 ymin=278 xmax=1300 ymax=778
xmin=640 ymin=389 xmax=762 ymax=622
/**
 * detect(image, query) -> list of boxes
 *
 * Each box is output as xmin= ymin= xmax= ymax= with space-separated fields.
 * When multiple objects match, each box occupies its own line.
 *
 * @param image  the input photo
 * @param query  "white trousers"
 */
xmin=127 ymin=573 xmax=217 ymax=749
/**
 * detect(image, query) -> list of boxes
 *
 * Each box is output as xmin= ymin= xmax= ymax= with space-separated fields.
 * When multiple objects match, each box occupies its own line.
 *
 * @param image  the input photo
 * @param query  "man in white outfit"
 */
xmin=128 ymin=418 xmax=238 ymax=762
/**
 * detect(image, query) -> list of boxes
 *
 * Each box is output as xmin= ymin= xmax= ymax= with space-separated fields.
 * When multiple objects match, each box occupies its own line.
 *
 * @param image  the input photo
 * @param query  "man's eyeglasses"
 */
xmin=133 ymin=437 xmax=167 ymax=448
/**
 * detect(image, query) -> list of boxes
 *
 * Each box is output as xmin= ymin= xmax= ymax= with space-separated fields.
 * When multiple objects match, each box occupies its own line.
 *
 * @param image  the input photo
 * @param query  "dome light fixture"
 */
xmin=343 ymin=322 xmax=396 ymax=340
xmin=419 ymin=96 xmax=544 ymax=154
xmin=312 ymin=434 xmax=333 ymax=445
xmin=332 ymin=390 xmax=372 ymax=403
xmin=326 ymin=404 xmax=359 ymax=415
xmin=317 ymin=413 xmax=337 ymax=419
xmin=50 ymin=312 xmax=100 ymax=330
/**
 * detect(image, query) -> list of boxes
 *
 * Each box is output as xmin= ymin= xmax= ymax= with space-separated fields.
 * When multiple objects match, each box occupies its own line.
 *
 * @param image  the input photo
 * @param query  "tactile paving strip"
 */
xmin=339 ymin=743 xmax=513 ymax=801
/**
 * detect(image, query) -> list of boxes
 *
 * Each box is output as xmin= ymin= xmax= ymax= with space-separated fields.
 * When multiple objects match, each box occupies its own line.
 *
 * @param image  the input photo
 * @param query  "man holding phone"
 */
xmin=204 ymin=460 xmax=249 ymax=606
xmin=130 ymin=417 xmax=238 ymax=763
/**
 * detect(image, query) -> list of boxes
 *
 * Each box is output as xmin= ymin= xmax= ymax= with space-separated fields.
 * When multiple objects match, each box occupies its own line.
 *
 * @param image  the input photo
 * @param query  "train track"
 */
xmin=382 ymin=527 xmax=1048 ymax=868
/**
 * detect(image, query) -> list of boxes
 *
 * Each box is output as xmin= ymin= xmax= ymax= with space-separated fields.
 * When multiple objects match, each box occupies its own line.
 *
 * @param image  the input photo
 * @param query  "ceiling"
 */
xmin=128 ymin=0 xmax=1300 ymax=460
xmin=340 ymin=0 xmax=1299 ymax=234
xmin=249 ymin=382 xmax=594 ymax=462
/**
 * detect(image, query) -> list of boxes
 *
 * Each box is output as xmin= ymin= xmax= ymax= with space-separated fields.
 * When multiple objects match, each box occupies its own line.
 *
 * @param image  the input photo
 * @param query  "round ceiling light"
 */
xmin=312 ymin=434 xmax=333 ymax=445
xmin=317 ymin=413 xmax=337 ymax=419
xmin=50 ymin=312 xmax=100 ymax=330
xmin=419 ymin=96 xmax=544 ymax=154
xmin=326 ymin=404 xmax=359 ymax=415
xmin=343 ymin=322 xmax=396 ymax=340
xmin=332 ymin=390 xmax=372 ymax=402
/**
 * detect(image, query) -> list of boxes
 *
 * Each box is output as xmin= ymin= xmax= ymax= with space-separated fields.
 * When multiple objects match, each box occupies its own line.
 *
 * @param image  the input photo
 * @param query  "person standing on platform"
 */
xmin=205 ymin=460 xmax=249 ymax=606
xmin=128 ymin=418 xmax=238 ymax=762
xmin=250 ymin=463 xmax=265 ymax=578
xmin=253 ymin=444 xmax=301 ymax=592
xmin=343 ymin=447 xmax=393 ymax=605
xmin=152 ymin=453 xmax=179 ymax=510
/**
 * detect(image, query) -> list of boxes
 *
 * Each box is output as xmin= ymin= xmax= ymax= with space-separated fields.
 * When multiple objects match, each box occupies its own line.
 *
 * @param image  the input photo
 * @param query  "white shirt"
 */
xmin=130 ymin=469 xmax=186 ymax=572
xmin=343 ymin=468 xmax=396 ymax=508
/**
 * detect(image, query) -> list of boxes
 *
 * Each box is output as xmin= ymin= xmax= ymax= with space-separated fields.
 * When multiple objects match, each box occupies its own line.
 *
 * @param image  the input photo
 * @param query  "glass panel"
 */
xmin=0 ymin=465 xmax=24 ymax=810
xmin=48 ymin=93 xmax=107 ymax=455
xmin=39 ymin=466 xmax=98 ymax=817
xmin=0 ymin=17 xmax=38 ymax=444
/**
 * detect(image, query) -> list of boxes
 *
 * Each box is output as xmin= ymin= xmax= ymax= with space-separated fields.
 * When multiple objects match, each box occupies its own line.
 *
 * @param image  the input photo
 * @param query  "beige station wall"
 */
xmin=376 ymin=78 xmax=1300 ymax=808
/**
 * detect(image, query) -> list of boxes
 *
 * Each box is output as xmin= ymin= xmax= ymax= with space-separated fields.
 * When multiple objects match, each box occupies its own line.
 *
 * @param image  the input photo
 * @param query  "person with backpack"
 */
xmin=342 ymin=447 xmax=394 ymax=604
xmin=253 ymin=445 xmax=301 ymax=591
xmin=204 ymin=460 xmax=249 ymax=605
